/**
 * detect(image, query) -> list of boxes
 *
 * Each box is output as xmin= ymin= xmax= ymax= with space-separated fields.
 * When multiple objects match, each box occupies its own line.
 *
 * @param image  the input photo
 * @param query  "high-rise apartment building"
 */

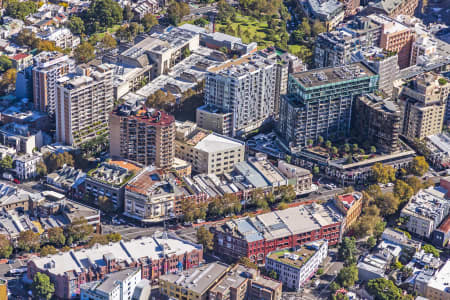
xmin=109 ymin=107 xmax=175 ymax=168
xmin=353 ymin=47 xmax=399 ymax=96
xmin=353 ymin=93 xmax=401 ymax=153
xmin=278 ymin=62 xmax=378 ymax=148
xmin=398 ymin=72 xmax=449 ymax=140
xmin=32 ymin=51 xmax=75 ymax=115
xmin=368 ymin=14 xmax=414 ymax=69
xmin=202 ymin=52 xmax=288 ymax=137
xmin=55 ymin=65 xmax=113 ymax=146
xmin=314 ymin=31 xmax=355 ymax=68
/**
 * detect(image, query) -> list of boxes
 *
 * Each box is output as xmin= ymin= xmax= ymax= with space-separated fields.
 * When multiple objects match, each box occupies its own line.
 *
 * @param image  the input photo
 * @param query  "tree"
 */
xmin=325 ymin=140 xmax=332 ymax=149
xmin=98 ymin=195 xmax=115 ymax=212
xmin=123 ymin=5 xmax=134 ymax=21
xmin=366 ymin=184 xmax=382 ymax=198
xmin=40 ymin=245 xmax=58 ymax=257
xmin=197 ymin=226 xmax=214 ymax=251
xmin=367 ymin=278 xmax=412 ymax=300
xmin=74 ymin=42 xmax=95 ymax=63
xmin=47 ymin=227 xmax=65 ymax=247
xmin=0 ymin=68 xmax=17 ymax=93
xmin=67 ymin=16 xmax=85 ymax=35
xmin=279 ymin=185 xmax=296 ymax=203
xmin=317 ymin=135 xmax=324 ymax=145
xmin=0 ymin=155 xmax=13 ymax=171
xmin=370 ymin=146 xmax=377 ymax=154
xmin=406 ymin=176 xmax=423 ymax=194
xmin=142 ymin=13 xmax=158 ymax=31
xmin=337 ymin=264 xmax=358 ymax=288
xmin=300 ymin=18 xmax=311 ymax=36
xmin=36 ymin=161 xmax=48 ymax=177
xmin=238 ymin=257 xmax=258 ymax=269
xmin=410 ymin=156 xmax=429 ymax=176
xmin=371 ymin=163 xmax=395 ymax=184
xmin=313 ymin=166 xmax=320 ymax=175
xmin=83 ymin=0 xmax=123 ymax=32
xmin=277 ymin=202 xmax=289 ymax=210
xmin=393 ymin=180 xmax=414 ymax=203
xmin=17 ymin=230 xmax=40 ymax=252
xmin=331 ymin=146 xmax=339 ymax=156
xmin=32 ymin=272 xmax=55 ymax=300
xmin=0 ymin=235 xmax=12 ymax=258
xmin=0 ymin=56 xmax=12 ymax=73
xmin=312 ymin=20 xmax=326 ymax=36
xmin=87 ymin=234 xmax=109 ymax=247
xmin=375 ymin=192 xmax=400 ymax=216
xmin=65 ymin=217 xmax=94 ymax=244
xmin=106 ymin=233 xmax=122 ymax=243
xmin=5 ymin=0 xmax=37 ymax=20
xmin=423 ymin=244 xmax=440 ymax=257
xmin=367 ymin=236 xmax=377 ymax=249
xmin=338 ymin=237 xmax=357 ymax=266
xmin=343 ymin=143 xmax=350 ymax=153
xmin=268 ymin=270 xmax=278 ymax=280
xmin=100 ymin=33 xmax=117 ymax=50
xmin=167 ymin=1 xmax=190 ymax=25
xmin=15 ymin=29 xmax=39 ymax=48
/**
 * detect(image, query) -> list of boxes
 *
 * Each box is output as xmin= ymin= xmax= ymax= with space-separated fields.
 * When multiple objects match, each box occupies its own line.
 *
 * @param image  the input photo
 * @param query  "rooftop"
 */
xmin=291 ymin=62 xmax=376 ymax=88
xmin=31 ymin=232 xmax=201 ymax=276
xmin=220 ymin=202 xmax=342 ymax=242
xmin=402 ymin=187 xmax=449 ymax=221
xmin=194 ymin=133 xmax=244 ymax=153
xmin=306 ymin=0 xmax=344 ymax=18
xmin=367 ymin=14 xmax=409 ymax=34
xmin=83 ymin=268 xmax=140 ymax=294
xmin=267 ymin=240 xmax=326 ymax=269
xmin=160 ymin=262 xmax=230 ymax=295
xmin=208 ymin=51 xmax=278 ymax=76
xmin=427 ymin=260 xmax=450 ymax=292
xmin=87 ymin=161 xmax=140 ymax=187
xmin=247 ymin=154 xmax=286 ymax=185
xmin=113 ymin=108 xmax=175 ymax=127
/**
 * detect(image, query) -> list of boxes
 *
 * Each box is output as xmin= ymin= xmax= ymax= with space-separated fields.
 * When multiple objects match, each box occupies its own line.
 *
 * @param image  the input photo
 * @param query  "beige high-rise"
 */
xmin=55 ymin=66 xmax=113 ymax=145
xmin=397 ymin=72 xmax=450 ymax=140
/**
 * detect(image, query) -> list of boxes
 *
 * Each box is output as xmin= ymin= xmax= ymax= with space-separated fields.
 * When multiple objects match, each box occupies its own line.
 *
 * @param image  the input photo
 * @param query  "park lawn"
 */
xmin=215 ymin=14 xmax=275 ymax=48
xmin=288 ymin=44 xmax=303 ymax=54
xmin=91 ymin=24 xmax=122 ymax=41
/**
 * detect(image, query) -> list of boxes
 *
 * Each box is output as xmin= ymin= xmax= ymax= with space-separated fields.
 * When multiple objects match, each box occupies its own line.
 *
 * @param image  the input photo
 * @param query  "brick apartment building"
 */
xmin=27 ymin=233 xmax=203 ymax=299
xmin=211 ymin=203 xmax=343 ymax=264
xmin=109 ymin=106 xmax=175 ymax=169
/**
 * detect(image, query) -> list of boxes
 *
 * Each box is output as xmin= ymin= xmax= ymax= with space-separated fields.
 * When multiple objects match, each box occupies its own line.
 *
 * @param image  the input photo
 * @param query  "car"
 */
xmin=183 ymin=222 xmax=192 ymax=227
xmin=13 ymin=178 xmax=20 ymax=184
xmin=386 ymin=182 xmax=394 ymax=187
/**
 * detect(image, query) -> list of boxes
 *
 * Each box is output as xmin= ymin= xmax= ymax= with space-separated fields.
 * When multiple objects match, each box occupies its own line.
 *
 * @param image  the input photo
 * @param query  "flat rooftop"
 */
xmin=291 ymin=62 xmax=376 ymax=88
xmin=267 ymin=240 xmax=326 ymax=269
xmin=427 ymin=260 xmax=450 ymax=292
xmin=248 ymin=156 xmax=286 ymax=185
xmin=194 ymin=133 xmax=244 ymax=153
xmin=32 ymin=233 xmax=201 ymax=276
xmin=402 ymin=187 xmax=449 ymax=221
xmin=161 ymin=262 xmax=229 ymax=295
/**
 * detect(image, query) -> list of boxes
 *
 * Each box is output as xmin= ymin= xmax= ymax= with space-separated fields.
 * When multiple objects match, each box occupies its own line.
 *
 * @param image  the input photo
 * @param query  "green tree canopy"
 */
xmin=0 ymin=234 xmax=12 ymax=258
xmin=83 ymin=0 xmax=123 ymax=32
xmin=167 ymin=1 xmax=190 ymax=25
xmin=338 ymin=237 xmax=357 ymax=266
xmin=74 ymin=42 xmax=95 ymax=64
xmin=5 ymin=0 xmax=37 ymax=20
xmin=393 ymin=180 xmax=414 ymax=203
xmin=367 ymin=278 xmax=413 ymax=300
xmin=410 ymin=156 xmax=429 ymax=176
xmin=337 ymin=264 xmax=358 ymax=288
xmin=197 ymin=226 xmax=214 ymax=251
xmin=0 ymin=56 xmax=12 ymax=73
xmin=371 ymin=163 xmax=396 ymax=184
xmin=0 ymin=155 xmax=13 ymax=171
xmin=142 ymin=13 xmax=158 ymax=31
xmin=67 ymin=16 xmax=85 ymax=35
xmin=32 ymin=272 xmax=55 ymax=300
xmin=17 ymin=230 xmax=40 ymax=252
xmin=47 ymin=227 xmax=66 ymax=247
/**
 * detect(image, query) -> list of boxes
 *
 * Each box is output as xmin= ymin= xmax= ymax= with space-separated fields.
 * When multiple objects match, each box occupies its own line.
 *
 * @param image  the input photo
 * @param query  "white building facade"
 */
xmin=265 ymin=240 xmax=328 ymax=291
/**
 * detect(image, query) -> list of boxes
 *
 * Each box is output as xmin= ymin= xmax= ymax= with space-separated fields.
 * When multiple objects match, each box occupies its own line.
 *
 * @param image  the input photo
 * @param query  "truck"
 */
xmin=2 ymin=172 xmax=13 ymax=181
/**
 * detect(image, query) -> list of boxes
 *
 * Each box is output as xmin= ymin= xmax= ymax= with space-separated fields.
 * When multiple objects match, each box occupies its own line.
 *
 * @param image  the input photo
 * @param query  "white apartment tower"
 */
xmin=32 ymin=51 xmax=75 ymax=115
xmin=56 ymin=65 xmax=114 ymax=146
xmin=203 ymin=53 xmax=287 ymax=137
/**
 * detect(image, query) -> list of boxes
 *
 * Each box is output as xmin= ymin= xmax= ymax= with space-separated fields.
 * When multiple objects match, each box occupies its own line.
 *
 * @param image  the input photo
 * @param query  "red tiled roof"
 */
xmin=438 ymin=215 xmax=450 ymax=233
xmin=338 ymin=194 xmax=355 ymax=205
xmin=10 ymin=53 xmax=30 ymax=61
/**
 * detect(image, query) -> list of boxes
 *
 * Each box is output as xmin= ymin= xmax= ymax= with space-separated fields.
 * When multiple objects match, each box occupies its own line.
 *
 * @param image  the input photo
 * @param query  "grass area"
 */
xmin=91 ymin=25 xmax=121 ymax=42
xmin=215 ymin=14 xmax=275 ymax=49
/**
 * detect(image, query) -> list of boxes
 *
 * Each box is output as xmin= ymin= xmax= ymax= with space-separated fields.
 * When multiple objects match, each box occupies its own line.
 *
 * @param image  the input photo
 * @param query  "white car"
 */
xmin=386 ymin=182 xmax=394 ymax=187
